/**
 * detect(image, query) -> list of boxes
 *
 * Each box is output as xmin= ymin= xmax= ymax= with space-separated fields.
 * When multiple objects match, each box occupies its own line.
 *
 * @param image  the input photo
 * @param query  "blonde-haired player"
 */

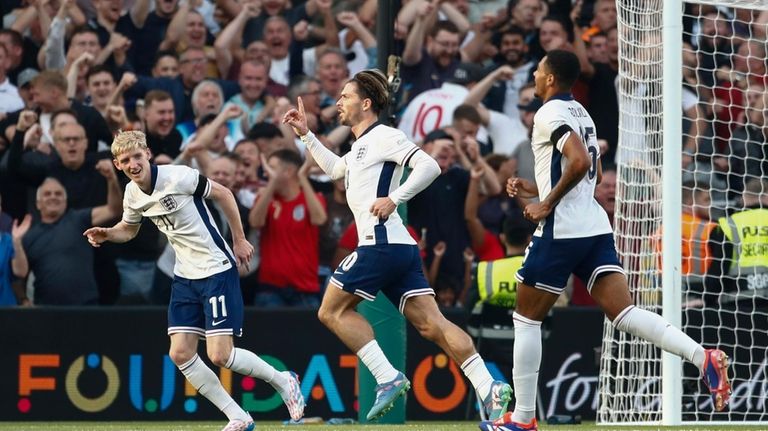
xmin=85 ymin=131 xmax=305 ymax=431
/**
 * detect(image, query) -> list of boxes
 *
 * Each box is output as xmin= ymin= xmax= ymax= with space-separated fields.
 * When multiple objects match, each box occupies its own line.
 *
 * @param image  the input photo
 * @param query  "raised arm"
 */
xmin=284 ymin=97 xmax=347 ymax=180
xmin=216 ymin=0 xmax=244 ymax=19
xmin=248 ymin=155 xmax=277 ymax=229
xmin=464 ymin=167 xmax=487 ymax=250
xmin=308 ymin=0 xmax=339 ymax=49
xmin=298 ymin=154 xmax=328 ymax=226
xmin=402 ymin=0 xmax=438 ymax=66
xmin=337 ymin=11 xmax=376 ymax=49
xmin=464 ymin=65 xmax=515 ymax=125
xmin=13 ymin=1 xmax=51 ymax=40
xmin=40 ymin=1 xmax=70 ymax=70
xmin=130 ymin=0 xmax=152 ymax=29
xmin=10 ymin=215 xmax=32 ymax=279
xmin=214 ymin=3 xmax=257 ymax=77
xmin=438 ymin=1 xmax=470 ymax=35
xmin=570 ymin=1 xmax=596 ymax=79
xmin=66 ymin=53 xmax=93 ymax=99
xmin=91 ymin=159 xmax=124 ymax=226
xmin=460 ymin=14 xmax=494 ymax=63
xmin=160 ymin=1 xmax=194 ymax=51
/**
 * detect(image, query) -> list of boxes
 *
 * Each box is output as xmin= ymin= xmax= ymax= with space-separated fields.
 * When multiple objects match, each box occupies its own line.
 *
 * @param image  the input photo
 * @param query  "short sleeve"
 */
xmin=176 ymin=166 xmax=210 ymax=198
xmin=122 ymin=192 xmax=143 ymax=225
xmin=75 ymin=208 xmax=95 ymax=229
xmin=536 ymin=105 xmax=572 ymax=152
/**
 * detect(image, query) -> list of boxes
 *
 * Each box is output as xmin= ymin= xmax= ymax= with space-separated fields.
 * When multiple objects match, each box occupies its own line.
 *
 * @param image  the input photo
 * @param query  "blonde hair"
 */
xmin=112 ymin=130 xmax=148 ymax=158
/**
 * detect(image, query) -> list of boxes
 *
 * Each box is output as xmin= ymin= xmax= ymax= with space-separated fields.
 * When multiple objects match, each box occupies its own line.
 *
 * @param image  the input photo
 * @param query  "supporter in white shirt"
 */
xmin=0 ymin=44 xmax=24 ymax=113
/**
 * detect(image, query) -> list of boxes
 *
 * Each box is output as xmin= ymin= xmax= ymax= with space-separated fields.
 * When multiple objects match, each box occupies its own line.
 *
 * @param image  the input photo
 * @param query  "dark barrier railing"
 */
xmin=0 ymin=306 xmax=606 ymax=421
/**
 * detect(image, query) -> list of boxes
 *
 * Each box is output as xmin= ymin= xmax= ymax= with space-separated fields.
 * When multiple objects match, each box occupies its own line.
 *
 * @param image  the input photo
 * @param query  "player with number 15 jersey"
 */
xmin=529 ymin=94 xmax=612 ymax=240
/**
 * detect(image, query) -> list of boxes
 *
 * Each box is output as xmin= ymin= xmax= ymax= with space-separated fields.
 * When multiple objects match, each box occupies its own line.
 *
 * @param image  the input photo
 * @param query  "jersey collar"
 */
xmin=354 ymin=121 xmax=382 ymax=140
xmin=140 ymin=164 xmax=159 ymax=196
xmin=547 ymin=93 xmax=574 ymax=103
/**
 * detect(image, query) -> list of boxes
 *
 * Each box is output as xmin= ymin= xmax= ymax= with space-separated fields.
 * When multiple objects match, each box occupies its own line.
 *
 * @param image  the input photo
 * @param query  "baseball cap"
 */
xmin=448 ymin=63 xmax=486 ymax=86
xmin=17 ymin=68 xmax=39 ymax=89
xmin=423 ymin=129 xmax=452 ymax=145
xmin=517 ymin=97 xmax=543 ymax=112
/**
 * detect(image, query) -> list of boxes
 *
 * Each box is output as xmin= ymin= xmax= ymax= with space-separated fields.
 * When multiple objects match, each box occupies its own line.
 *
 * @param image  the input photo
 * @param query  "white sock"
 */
xmin=460 ymin=353 xmax=494 ymax=401
xmin=511 ymin=312 xmax=541 ymax=424
xmin=178 ymin=354 xmax=249 ymax=421
xmin=613 ymin=305 xmax=706 ymax=372
xmin=226 ymin=348 xmax=290 ymax=395
xmin=357 ymin=340 xmax=399 ymax=384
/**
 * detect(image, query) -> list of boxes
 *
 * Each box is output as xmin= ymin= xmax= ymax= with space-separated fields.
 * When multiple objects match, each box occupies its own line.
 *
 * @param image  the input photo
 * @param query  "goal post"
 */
xmin=598 ymin=0 xmax=768 ymax=426
xmin=661 ymin=0 xmax=683 ymax=425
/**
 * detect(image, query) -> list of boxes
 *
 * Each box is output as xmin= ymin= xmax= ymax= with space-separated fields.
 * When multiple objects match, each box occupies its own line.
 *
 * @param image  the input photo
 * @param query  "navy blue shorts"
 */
xmin=515 ymin=233 xmax=624 ymax=294
xmin=168 ymin=267 xmax=244 ymax=338
xmin=329 ymin=244 xmax=434 ymax=313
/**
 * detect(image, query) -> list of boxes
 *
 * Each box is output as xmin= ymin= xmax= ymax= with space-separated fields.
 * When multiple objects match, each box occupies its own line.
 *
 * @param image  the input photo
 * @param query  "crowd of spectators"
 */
xmin=0 ymin=0 xmax=765 ymax=308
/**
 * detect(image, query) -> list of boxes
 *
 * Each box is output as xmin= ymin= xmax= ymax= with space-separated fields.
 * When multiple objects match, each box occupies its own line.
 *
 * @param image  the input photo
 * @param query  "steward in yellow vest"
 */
xmin=705 ymin=178 xmax=768 ymax=306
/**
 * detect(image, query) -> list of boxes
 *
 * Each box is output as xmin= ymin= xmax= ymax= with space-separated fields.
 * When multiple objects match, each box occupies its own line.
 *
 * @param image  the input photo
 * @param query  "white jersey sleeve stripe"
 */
xmin=192 ymin=196 xmax=236 ymax=265
xmin=401 ymin=147 xmax=420 ymax=167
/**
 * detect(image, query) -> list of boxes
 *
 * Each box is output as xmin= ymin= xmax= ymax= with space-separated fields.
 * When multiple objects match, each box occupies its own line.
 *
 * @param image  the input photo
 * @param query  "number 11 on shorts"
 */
xmin=209 ymin=295 xmax=228 ymax=319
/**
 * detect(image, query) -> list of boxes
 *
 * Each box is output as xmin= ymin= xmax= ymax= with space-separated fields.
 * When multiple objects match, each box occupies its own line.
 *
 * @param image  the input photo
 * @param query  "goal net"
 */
xmin=598 ymin=0 xmax=768 ymax=425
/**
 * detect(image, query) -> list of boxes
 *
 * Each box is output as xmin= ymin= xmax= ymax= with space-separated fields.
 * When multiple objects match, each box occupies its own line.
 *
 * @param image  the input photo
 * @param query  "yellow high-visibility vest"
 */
xmin=476 ymin=256 xmax=525 ymax=307
xmin=717 ymin=209 xmax=768 ymax=283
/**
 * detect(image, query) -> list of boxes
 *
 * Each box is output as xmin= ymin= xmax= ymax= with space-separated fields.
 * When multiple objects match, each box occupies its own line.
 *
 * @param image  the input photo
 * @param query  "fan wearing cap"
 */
xmin=14 ymin=68 xmax=38 ymax=109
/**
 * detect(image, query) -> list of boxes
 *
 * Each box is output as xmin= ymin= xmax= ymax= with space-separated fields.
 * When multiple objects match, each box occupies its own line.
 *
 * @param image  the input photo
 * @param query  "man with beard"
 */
xmin=283 ymin=69 xmax=513 ymax=421
xmin=402 ymin=19 xmax=462 ymax=103
xmin=480 ymin=27 xmax=535 ymax=120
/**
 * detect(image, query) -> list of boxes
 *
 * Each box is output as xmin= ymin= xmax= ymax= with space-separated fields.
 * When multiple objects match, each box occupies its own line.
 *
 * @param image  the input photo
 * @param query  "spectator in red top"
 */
xmin=248 ymin=149 xmax=327 ymax=307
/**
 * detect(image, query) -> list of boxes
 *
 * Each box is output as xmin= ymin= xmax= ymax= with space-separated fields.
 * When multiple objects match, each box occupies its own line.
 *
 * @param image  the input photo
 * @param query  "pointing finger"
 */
xmin=298 ymin=97 xmax=305 ymax=117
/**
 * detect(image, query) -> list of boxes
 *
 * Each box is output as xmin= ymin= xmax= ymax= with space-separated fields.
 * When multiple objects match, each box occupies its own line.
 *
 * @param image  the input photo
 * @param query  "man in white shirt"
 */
xmin=84 ymin=131 xmax=305 ymax=431
xmin=482 ymin=50 xmax=731 ymax=431
xmin=0 ymin=44 xmax=24 ymax=114
xmin=283 ymin=69 xmax=512 ymax=422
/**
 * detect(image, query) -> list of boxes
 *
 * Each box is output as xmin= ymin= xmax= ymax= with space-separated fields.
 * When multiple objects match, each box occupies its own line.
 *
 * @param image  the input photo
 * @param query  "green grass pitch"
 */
xmin=0 ymin=422 xmax=764 ymax=431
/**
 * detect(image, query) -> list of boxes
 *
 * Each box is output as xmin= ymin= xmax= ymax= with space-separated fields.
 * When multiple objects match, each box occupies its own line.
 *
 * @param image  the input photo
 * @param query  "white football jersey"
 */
xmin=344 ymin=123 xmax=421 ymax=246
xmin=122 ymin=164 xmax=234 ymax=279
xmin=530 ymin=94 xmax=612 ymax=239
